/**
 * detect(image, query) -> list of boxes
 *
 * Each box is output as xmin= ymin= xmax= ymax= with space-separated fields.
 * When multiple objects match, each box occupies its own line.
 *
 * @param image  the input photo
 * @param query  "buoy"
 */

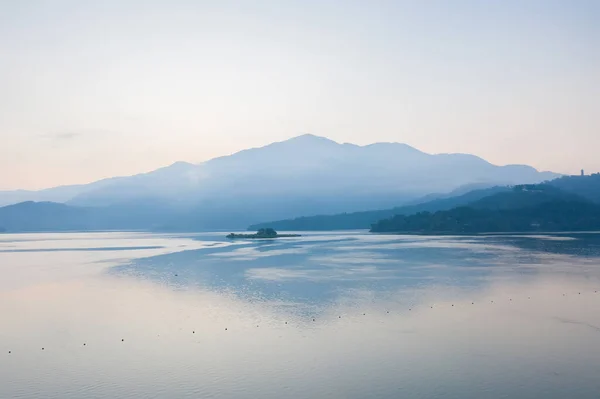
xmin=409 ymin=308 xmax=411 ymax=311
xmin=313 ymin=318 xmax=315 ymax=322
xmin=42 ymin=348 xmax=44 ymax=350
xmin=121 ymin=339 xmax=124 ymax=342
xmin=363 ymin=313 xmax=366 ymax=316
xmin=452 ymin=304 xmax=454 ymax=307
xmin=472 ymin=302 xmax=474 ymax=305
xmin=285 ymin=322 xmax=287 ymax=324
xmin=225 ymin=328 xmax=228 ymax=331
xmin=386 ymin=311 xmax=389 ymax=314
xmin=83 ymin=343 xmax=86 ymax=346
xmin=193 ymin=331 xmax=195 ymax=334
xmin=339 ymin=316 xmax=341 ymax=318
xmin=8 ymin=351 xmax=11 ymax=354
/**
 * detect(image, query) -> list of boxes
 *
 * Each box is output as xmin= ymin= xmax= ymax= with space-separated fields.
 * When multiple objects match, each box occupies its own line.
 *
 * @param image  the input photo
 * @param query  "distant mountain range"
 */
xmin=248 ymin=186 xmax=512 ymax=231
xmin=250 ymin=174 xmax=600 ymax=232
xmin=0 ymin=134 xmax=561 ymax=232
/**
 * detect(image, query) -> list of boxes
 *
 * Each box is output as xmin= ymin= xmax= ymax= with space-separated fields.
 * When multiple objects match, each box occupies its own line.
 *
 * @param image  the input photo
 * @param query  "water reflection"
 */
xmin=1 ymin=232 xmax=600 ymax=398
xmin=114 ymin=232 xmax=600 ymax=306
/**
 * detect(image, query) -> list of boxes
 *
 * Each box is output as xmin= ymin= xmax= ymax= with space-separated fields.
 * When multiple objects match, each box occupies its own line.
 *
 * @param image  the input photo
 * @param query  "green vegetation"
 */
xmin=548 ymin=173 xmax=600 ymax=202
xmin=371 ymin=185 xmax=600 ymax=234
xmin=226 ymin=228 xmax=301 ymax=239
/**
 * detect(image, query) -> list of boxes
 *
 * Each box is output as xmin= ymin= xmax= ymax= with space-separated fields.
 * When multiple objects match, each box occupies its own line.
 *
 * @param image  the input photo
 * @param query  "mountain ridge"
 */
xmin=6 ymin=176 xmax=599 ymax=234
xmin=0 ymin=134 xmax=561 ymax=229
xmin=1 ymin=134 xmax=558 ymax=204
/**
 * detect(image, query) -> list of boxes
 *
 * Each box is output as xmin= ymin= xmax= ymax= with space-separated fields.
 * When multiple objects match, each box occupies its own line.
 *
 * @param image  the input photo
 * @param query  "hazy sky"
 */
xmin=1 ymin=0 xmax=598 ymax=190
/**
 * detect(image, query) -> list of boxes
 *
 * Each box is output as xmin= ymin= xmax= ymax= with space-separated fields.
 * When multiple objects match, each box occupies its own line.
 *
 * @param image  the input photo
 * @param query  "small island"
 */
xmin=226 ymin=228 xmax=301 ymax=239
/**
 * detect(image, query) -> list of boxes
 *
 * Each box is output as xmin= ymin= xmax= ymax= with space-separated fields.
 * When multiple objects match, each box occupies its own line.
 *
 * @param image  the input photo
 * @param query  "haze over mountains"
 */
xmin=0 ymin=134 xmax=560 ymax=232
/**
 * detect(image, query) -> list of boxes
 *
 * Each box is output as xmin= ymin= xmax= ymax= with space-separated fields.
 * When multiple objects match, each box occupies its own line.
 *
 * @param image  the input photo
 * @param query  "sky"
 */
xmin=0 ymin=0 xmax=598 ymax=190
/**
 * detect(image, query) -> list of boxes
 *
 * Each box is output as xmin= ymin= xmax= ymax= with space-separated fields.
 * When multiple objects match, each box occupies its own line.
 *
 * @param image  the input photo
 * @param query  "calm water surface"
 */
xmin=1 ymin=231 xmax=600 ymax=398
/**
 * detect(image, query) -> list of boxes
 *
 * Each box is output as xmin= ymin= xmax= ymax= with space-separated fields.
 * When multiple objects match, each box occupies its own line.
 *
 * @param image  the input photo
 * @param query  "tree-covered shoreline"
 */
xmin=227 ymin=228 xmax=301 ymax=239
xmin=371 ymin=200 xmax=600 ymax=234
xmin=370 ymin=183 xmax=600 ymax=234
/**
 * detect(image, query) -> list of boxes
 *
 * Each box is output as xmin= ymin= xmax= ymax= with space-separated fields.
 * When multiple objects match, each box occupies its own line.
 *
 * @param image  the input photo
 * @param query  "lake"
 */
xmin=1 ymin=231 xmax=600 ymax=398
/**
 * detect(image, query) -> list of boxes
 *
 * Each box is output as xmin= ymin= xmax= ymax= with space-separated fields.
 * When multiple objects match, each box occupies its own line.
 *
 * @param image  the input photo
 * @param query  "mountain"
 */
xmin=248 ymin=186 xmax=511 ymax=231
xmin=468 ymin=184 xmax=585 ymax=210
xmin=370 ymin=185 xmax=599 ymax=234
xmin=0 ymin=162 xmax=202 ymax=208
xmin=0 ymin=202 xmax=93 ymax=232
xmin=0 ymin=200 xmax=180 ymax=233
xmin=0 ymin=134 xmax=560 ymax=230
xmin=548 ymin=173 xmax=600 ymax=203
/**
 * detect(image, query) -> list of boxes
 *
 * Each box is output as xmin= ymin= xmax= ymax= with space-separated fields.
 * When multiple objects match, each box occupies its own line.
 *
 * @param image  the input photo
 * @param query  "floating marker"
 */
xmin=8 ymin=351 xmax=11 ymax=354
xmin=121 ymin=339 xmax=124 ymax=342
xmin=225 ymin=328 xmax=227 ymax=331
xmin=452 ymin=304 xmax=454 ymax=307
xmin=193 ymin=331 xmax=195 ymax=334
xmin=83 ymin=343 xmax=86 ymax=346
xmin=313 ymin=318 xmax=315 ymax=322
xmin=42 ymin=348 xmax=44 ymax=350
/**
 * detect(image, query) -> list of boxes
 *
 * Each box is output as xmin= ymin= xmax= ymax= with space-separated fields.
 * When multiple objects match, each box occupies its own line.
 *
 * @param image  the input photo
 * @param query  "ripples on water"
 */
xmin=1 ymin=231 xmax=600 ymax=398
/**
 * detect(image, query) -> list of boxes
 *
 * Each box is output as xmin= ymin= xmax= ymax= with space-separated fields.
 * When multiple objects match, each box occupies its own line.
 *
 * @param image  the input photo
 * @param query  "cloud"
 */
xmin=46 ymin=132 xmax=82 ymax=141
xmin=37 ymin=129 xmax=119 ymax=146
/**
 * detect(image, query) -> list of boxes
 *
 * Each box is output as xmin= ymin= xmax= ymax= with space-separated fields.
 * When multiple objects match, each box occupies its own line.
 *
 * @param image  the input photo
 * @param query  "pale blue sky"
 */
xmin=0 ymin=0 xmax=598 ymax=190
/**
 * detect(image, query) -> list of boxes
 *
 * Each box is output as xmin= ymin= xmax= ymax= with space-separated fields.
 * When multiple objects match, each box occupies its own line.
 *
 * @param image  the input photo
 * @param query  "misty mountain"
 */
xmin=0 ymin=135 xmax=559 ymax=229
xmin=0 ymin=202 xmax=93 ymax=232
xmin=0 ymin=200 xmax=181 ymax=233
xmin=250 ymin=176 xmax=600 ymax=233
xmin=4 ymin=177 xmax=599 ymax=234
xmin=248 ymin=186 xmax=512 ymax=231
